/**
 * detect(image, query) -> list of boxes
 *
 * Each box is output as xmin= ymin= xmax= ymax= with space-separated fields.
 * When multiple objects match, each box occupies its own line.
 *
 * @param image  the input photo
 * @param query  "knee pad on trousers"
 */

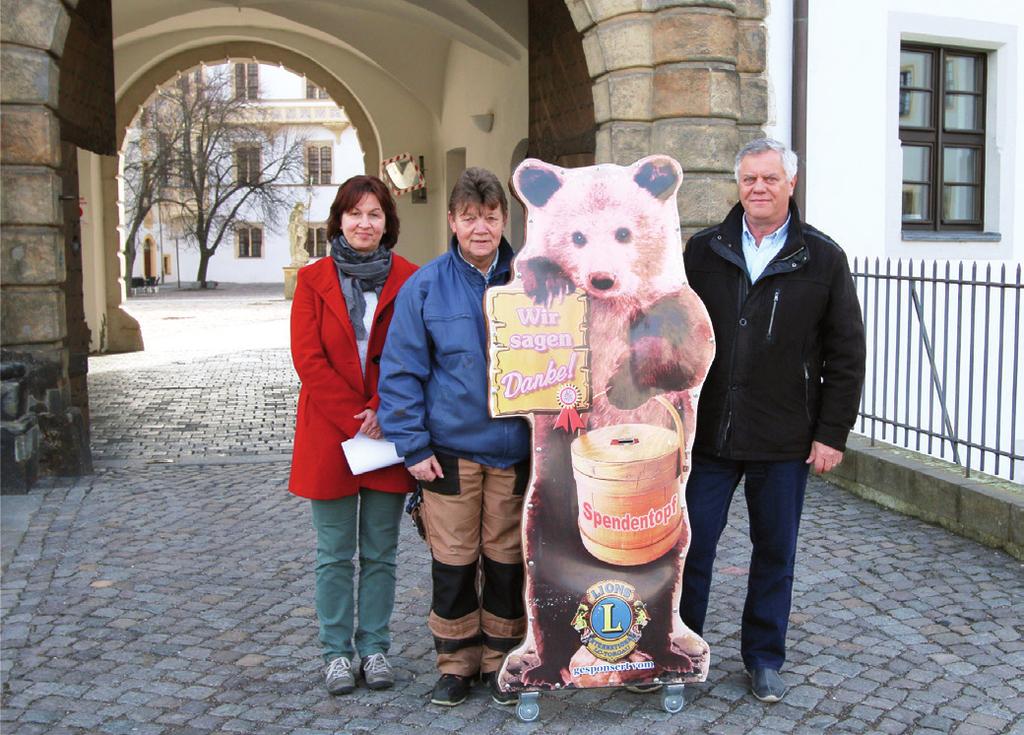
xmin=481 ymin=555 xmax=525 ymax=620
xmin=431 ymin=558 xmax=479 ymax=620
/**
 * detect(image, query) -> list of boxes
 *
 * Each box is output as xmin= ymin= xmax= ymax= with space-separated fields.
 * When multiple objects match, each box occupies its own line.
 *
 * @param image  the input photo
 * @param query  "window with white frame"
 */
xmin=306 ymin=225 xmax=328 ymax=258
xmin=237 ymin=226 xmax=263 ymax=258
xmin=234 ymin=63 xmax=259 ymax=100
xmin=307 ymin=144 xmax=332 ymax=186
xmin=899 ymin=44 xmax=987 ymax=232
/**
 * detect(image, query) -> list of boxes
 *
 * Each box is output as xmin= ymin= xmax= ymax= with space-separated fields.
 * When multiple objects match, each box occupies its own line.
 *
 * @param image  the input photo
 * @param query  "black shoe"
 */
xmin=431 ymin=673 xmax=472 ymax=706
xmin=747 ymin=667 xmax=787 ymax=703
xmin=482 ymin=671 xmax=517 ymax=705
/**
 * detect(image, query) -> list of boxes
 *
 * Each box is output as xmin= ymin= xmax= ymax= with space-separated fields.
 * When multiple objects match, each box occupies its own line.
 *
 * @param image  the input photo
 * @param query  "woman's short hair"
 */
xmin=326 ymin=175 xmax=400 ymax=249
xmin=448 ymin=167 xmax=508 ymax=218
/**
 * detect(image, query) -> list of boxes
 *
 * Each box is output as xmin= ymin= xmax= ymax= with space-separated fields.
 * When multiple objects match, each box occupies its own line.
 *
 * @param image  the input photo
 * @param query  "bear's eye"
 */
xmin=572 ymin=231 xmax=587 ymax=247
xmin=615 ymin=227 xmax=631 ymax=243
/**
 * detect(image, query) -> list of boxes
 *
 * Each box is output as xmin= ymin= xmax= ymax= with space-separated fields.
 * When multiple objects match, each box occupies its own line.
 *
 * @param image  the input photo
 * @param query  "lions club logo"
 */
xmin=571 ymin=579 xmax=650 ymax=662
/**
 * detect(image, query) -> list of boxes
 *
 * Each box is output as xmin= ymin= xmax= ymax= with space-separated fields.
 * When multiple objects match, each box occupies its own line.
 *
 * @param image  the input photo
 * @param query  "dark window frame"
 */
xmin=237 ymin=225 xmax=263 ymax=258
xmin=899 ymin=43 xmax=987 ymax=232
xmin=305 ymin=225 xmax=328 ymax=258
xmin=235 ymin=146 xmax=262 ymax=185
xmin=306 ymin=144 xmax=332 ymax=186
xmin=234 ymin=62 xmax=259 ymax=101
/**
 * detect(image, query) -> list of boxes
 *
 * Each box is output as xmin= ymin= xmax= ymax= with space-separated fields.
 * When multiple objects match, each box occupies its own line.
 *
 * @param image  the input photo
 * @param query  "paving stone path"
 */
xmin=2 ymin=285 xmax=1022 ymax=734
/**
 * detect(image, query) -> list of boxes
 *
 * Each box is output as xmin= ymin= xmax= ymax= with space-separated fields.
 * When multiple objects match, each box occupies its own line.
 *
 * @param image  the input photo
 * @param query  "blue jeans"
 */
xmin=310 ymin=490 xmax=405 ymax=662
xmin=680 ymin=454 xmax=809 ymax=671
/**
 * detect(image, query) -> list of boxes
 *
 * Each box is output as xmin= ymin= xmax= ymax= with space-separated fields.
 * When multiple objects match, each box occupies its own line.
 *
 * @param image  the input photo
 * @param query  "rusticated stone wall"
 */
xmin=565 ymin=0 xmax=769 ymax=237
xmin=0 ymin=0 xmax=108 ymax=490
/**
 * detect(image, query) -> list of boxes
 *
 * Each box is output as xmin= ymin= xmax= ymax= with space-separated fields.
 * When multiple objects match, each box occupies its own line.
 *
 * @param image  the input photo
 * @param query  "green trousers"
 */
xmin=310 ymin=489 xmax=405 ymax=662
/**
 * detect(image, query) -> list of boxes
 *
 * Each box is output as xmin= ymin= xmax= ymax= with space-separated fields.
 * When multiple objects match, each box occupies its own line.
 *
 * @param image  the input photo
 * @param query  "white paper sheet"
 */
xmin=341 ymin=433 xmax=404 ymax=475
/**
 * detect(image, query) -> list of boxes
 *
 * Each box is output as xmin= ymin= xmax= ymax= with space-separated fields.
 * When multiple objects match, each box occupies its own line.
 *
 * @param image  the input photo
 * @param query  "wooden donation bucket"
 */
xmin=571 ymin=396 xmax=686 ymax=566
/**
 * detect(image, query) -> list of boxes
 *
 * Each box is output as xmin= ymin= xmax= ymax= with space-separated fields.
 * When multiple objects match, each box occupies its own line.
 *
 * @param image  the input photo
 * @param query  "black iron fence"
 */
xmin=851 ymin=258 xmax=1022 ymax=483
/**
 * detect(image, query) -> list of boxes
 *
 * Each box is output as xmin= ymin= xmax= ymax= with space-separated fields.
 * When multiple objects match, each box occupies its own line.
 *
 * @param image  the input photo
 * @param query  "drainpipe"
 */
xmin=792 ymin=0 xmax=808 ymax=214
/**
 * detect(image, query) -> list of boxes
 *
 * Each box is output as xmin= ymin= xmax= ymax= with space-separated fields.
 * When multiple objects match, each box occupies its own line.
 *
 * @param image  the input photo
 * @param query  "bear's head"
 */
xmin=512 ymin=156 xmax=686 ymax=310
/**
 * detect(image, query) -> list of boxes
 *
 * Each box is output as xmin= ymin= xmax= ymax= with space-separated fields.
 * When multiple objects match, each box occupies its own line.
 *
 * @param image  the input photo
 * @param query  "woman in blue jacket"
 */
xmin=378 ymin=167 xmax=530 ymax=707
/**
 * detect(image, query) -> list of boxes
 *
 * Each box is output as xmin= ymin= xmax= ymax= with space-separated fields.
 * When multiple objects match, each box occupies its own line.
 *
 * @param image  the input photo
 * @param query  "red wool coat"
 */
xmin=288 ymin=254 xmax=417 ymax=500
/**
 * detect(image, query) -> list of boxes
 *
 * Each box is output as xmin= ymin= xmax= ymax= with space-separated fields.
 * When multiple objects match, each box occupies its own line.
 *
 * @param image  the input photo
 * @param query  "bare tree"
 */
xmin=121 ymin=99 xmax=178 ymax=290
xmin=152 ymin=66 xmax=307 ymax=288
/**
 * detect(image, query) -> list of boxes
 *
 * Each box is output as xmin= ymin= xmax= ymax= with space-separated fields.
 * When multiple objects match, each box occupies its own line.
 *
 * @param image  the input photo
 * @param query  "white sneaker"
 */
xmin=325 ymin=656 xmax=355 ymax=695
xmin=359 ymin=652 xmax=395 ymax=690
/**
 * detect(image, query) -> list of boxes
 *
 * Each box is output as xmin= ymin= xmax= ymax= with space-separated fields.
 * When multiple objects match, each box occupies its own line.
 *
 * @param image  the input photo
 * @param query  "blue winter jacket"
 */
xmin=378 ymin=236 xmax=531 ymax=469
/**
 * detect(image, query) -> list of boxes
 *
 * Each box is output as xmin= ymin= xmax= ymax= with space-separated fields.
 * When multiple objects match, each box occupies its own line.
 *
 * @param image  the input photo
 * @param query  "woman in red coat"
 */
xmin=289 ymin=175 xmax=416 ymax=696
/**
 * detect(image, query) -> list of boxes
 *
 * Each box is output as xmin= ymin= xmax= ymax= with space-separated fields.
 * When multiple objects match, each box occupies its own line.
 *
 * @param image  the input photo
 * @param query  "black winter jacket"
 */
xmin=684 ymin=200 xmax=866 ymax=461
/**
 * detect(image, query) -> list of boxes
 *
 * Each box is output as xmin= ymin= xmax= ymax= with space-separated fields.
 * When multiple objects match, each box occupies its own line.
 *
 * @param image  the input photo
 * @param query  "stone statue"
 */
xmin=288 ymin=202 xmax=310 ymax=267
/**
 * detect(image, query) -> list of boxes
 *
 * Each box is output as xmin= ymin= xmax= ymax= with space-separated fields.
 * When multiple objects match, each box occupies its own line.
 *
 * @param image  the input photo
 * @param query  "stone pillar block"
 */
xmin=0 ymin=0 xmax=70 ymax=53
xmin=0 ymin=166 xmax=61 ymax=226
xmin=651 ymin=119 xmax=738 ymax=172
xmin=1 ymin=227 xmax=65 ymax=285
xmin=677 ymin=173 xmax=737 ymax=227
xmin=653 ymin=8 xmax=736 ymax=64
xmin=581 ymin=30 xmax=607 ymax=78
xmin=736 ymin=19 xmax=766 ymax=73
xmin=649 ymin=0 xmax=736 ymax=8
xmin=653 ymin=65 xmax=739 ymax=119
xmin=584 ymin=0 xmax=644 ymax=23
xmin=565 ymin=0 xmax=597 ymax=32
xmin=0 ymin=287 xmax=67 ymax=344
xmin=604 ymin=70 xmax=653 ymax=122
xmin=591 ymin=77 xmax=612 ymax=123
xmin=0 ymin=106 xmax=61 ymax=166
xmin=597 ymin=121 xmax=652 ymax=165
xmin=594 ymin=15 xmax=653 ymax=71
xmin=734 ymin=0 xmax=767 ymax=19
xmin=738 ymin=73 xmax=768 ymax=125
xmin=737 ymin=124 xmax=766 ymax=145
xmin=0 ymin=47 xmax=59 ymax=106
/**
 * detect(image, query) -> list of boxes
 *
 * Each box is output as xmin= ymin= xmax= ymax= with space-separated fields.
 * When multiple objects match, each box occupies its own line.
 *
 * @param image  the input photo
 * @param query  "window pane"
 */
xmin=902 ymin=184 xmax=930 ymax=222
xmin=899 ymin=91 xmax=931 ymax=127
xmin=900 ymin=51 xmax=932 ymax=88
xmin=944 ymin=93 xmax=981 ymax=131
xmin=942 ymin=185 xmax=979 ymax=221
xmin=902 ymin=145 xmax=930 ymax=181
xmin=943 ymin=147 xmax=979 ymax=184
xmin=945 ymin=55 xmax=980 ymax=92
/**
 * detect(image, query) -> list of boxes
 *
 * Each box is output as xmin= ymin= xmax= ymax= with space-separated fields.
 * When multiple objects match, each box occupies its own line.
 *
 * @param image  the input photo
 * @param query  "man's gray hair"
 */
xmin=734 ymin=138 xmax=799 ymax=182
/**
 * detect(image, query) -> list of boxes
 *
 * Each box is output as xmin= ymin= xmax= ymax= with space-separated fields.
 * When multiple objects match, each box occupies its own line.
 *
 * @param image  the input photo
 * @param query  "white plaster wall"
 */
xmin=437 ymin=41 xmax=528 ymax=254
xmin=802 ymin=0 xmax=1022 ymax=264
xmin=763 ymin=0 xmax=793 ymax=146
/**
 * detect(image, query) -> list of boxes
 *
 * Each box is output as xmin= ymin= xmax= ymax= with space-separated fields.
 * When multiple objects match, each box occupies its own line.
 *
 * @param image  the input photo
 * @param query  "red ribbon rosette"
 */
xmin=554 ymin=384 xmax=586 ymax=433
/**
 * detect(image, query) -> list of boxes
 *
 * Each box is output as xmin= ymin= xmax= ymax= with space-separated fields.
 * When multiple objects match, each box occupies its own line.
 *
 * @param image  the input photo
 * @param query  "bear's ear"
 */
xmin=633 ymin=155 xmax=683 ymax=201
xmin=513 ymin=159 xmax=563 ymax=208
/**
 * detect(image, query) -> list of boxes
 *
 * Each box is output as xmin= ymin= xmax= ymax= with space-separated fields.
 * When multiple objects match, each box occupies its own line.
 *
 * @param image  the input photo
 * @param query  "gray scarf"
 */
xmin=330 ymin=234 xmax=392 ymax=340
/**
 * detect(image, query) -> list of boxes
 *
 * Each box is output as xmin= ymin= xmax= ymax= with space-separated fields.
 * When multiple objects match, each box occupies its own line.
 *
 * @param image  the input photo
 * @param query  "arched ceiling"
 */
xmin=112 ymin=0 xmax=527 ymax=114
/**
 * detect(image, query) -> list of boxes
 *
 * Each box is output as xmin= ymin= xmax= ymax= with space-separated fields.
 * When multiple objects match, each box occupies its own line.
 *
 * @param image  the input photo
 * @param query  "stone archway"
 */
xmin=86 ymin=40 xmax=384 ymax=354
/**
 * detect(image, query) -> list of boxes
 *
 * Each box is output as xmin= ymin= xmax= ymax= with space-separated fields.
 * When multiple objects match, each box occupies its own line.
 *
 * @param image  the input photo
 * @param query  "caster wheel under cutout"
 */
xmin=516 ymin=691 xmax=540 ymax=722
xmin=662 ymin=683 xmax=685 ymax=714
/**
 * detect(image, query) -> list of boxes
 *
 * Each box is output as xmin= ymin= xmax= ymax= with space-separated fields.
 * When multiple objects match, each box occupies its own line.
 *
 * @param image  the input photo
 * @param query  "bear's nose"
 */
xmin=590 ymin=273 xmax=616 ymax=291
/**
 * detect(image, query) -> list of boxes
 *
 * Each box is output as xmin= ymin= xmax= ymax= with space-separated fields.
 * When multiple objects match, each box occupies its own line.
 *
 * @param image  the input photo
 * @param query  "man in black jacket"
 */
xmin=681 ymin=138 xmax=865 ymax=703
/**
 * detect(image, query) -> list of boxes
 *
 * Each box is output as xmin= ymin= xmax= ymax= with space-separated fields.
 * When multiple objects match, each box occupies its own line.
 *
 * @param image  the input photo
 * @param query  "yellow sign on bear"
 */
xmin=486 ymin=285 xmax=590 ymax=417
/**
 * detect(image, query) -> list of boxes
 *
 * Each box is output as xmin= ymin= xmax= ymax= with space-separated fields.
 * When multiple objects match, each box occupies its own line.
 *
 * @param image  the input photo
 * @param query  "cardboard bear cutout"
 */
xmin=487 ymin=156 xmax=716 ymax=693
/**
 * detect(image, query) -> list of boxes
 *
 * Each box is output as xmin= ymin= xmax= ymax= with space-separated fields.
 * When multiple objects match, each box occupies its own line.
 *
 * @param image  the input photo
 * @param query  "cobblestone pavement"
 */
xmin=2 ymin=285 xmax=1022 ymax=735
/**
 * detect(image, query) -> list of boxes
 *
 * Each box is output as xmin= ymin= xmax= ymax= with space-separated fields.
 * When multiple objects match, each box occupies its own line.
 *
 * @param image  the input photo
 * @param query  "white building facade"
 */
xmin=127 ymin=62 xmax=366 ymax=286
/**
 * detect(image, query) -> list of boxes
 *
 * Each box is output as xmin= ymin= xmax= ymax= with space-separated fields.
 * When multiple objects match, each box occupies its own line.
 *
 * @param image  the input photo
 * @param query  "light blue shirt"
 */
xmin=742 ymin=214 xmax=791 ymax=283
